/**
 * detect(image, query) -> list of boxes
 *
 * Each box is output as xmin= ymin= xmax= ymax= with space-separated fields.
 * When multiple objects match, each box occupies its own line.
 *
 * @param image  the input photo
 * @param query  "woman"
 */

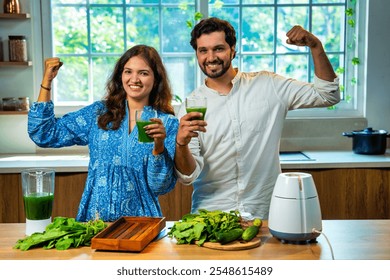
xmin=28 ymin=45 xmax=179 ymax=222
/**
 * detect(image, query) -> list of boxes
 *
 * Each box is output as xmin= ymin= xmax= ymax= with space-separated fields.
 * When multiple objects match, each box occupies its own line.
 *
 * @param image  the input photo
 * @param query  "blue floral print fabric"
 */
xmin=28 ymin=100 xmax=179 ymax=222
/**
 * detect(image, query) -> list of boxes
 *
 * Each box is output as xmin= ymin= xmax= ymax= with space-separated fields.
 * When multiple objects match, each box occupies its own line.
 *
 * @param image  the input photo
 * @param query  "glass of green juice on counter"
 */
xmin=185 ymin=96 xmax=207 ymax=120
xmin=135 ymin=108 xmax=158 ymax=143
xmin=21 ymin=168 xmax=55 ymax=235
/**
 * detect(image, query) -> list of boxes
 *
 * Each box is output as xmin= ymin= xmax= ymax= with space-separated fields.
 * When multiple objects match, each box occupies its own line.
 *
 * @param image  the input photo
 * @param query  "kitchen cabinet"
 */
xmin=0 ymin=168 xmax=389 ymax=223
xmin=283 ymin=168 xmax=390 ymax=219
xmin=0 ymin=172 xmax=193 ymax=223
xmin=0 ymin=172 xmax=87 ymax=223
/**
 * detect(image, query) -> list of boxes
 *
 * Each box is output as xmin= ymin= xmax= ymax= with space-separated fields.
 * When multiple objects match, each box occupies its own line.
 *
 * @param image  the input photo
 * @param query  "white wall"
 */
xmin=0 ymin=0 xmax=389 ymax=154
xmin=0 ymin=0 xmax=36 ymax=153
xmin=365 ymin=0 xmax=390 ymax=133
xmin=0 ymin=115 xmax=35 ymax=153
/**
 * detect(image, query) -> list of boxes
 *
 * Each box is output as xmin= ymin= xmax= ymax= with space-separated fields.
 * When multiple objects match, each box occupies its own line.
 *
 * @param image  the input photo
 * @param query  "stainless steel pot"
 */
xmin=342 ymin=127 xmax=389 ymax=155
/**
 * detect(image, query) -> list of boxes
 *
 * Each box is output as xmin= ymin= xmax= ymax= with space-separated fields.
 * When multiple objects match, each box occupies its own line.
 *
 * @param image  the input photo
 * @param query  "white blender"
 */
xmin=268 ymin=172 xmax=322 ymax=244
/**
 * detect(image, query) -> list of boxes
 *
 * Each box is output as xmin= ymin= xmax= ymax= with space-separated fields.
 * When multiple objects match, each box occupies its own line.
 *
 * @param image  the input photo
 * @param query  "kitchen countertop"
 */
xmin=280 ymin=150 xmax=390 ymax=169
xmin=0 ymin=150 xmax=389 ymax=173
xmin=0 ymin=220 xmax=389 ymax=260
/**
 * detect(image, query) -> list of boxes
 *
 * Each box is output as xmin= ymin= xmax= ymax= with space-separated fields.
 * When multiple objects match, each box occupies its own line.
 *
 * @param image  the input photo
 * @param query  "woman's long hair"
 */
xmin=98 ymin=45 xmax=174 ymax=130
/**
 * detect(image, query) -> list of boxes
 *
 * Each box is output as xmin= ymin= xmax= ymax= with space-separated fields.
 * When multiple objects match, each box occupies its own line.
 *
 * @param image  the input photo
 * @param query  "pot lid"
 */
xmin=352 ymin=127 xmax=388 ymax=135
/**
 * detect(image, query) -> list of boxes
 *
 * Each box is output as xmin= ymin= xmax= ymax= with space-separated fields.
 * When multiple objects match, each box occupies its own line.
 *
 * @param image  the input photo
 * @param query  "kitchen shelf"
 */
xmin=0 ymin=61 xmax=32 ymax=66
xmin=1 ymin=13 xmax=32 ymax=67
xmin=0 ymin=111 xmax=28 ymax=115
xmin=0 ymin=13 xmax=30 ymax=19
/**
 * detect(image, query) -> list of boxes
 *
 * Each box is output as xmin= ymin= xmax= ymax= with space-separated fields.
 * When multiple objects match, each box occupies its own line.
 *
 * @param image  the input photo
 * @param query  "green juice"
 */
xmin=23 ymin=192 xmax=54 ymax=220
xmin=186 ymin=107 xmax=207 ymax=120
xmin=136 ymin=120 xmax=155 ymax=142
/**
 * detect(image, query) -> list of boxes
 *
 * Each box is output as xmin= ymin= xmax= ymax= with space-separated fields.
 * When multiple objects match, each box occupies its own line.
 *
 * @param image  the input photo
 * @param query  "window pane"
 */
xmin=90 ymin=7 xmax=124 ymax=53
xmin=242 ymin=55 xmax=274 ymax=72
xmin=126 ymin=0 xmax=159 ymax=3
xmin=52 ymin=7 xmax=87 ymax=54
xmin=277 ymin=0 xmax=309 ymax=4
xmin=242 ymin=7 xmax=274 ymax=53
xmin=312 ymin=5 xmax=345 ymax=52
xmin=90 ymin=0 xmax=122 ymax=4
xmin=164 ymin=57 xmax=196 ymax=99
xmin=209 ymin=0 xmax=239 ymax=4
xmin=54 ymin=56 xmax=89 ymax=103
xmin=162 ymin=7 xmax=195 ymax=53
xmin=243 ymin=0 xmax=273 ymax=4
xmin=277 ymin=6 xmax=309 ymax=53
xmin=52 ymin=0 xmax=85 ymax=4
xmin=209 ymin=6 xmax=240 ymax=52
xmin=126 ymin=7 xmax=159 ymax=50
xmin=162 ymin=0 xmax=188 ymax=3
xmin=313 ymin=0 xmax=345 ymax=3
xmin=92 ymin=56 xmax=117 ymax=101
xmin=276 ymin=54 xmax=308 ymax=81
xmin=209 ymin=6 xmax=239 ymax=30
xmin=327 ymin=53 xmax=345 ymax=99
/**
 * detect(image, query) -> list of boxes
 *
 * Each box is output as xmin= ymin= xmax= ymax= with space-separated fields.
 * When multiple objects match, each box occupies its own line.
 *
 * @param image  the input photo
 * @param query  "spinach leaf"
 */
xmin=14 ymin=217 xmax=107 ymax=251
xmin=168 ymin=209 xmax=242 ymax=246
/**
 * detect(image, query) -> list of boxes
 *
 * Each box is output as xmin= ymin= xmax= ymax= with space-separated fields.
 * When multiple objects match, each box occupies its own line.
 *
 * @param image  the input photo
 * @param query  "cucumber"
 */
xmin=242 ymin=225 xmax=259 ymax=242
xmin=216 ymin=228 xmax=244 ymax=245
xmin=253 ymin=218 xmax=262 ymax=227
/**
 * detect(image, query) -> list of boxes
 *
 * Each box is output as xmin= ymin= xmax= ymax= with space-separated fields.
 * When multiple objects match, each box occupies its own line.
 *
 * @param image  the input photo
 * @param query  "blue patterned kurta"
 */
xmin=28 ymin=101 xmax=179 ymax=222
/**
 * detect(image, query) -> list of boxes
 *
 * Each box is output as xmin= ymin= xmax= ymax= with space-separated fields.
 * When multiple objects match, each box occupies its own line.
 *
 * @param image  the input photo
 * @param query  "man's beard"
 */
xmin=200 ymin=58 xmax=231 ymax=79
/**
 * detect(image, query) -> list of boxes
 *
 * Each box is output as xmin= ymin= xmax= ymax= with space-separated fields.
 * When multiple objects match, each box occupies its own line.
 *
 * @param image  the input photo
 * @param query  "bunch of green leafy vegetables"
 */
xmin=168 ymin=209 xmax=242 ymax=246
xmin=14 ymin=216 xmax=107 ymax=251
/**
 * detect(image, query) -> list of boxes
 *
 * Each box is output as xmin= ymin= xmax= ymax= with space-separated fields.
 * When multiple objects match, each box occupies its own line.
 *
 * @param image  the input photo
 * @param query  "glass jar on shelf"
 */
xmin=18 ymin=97 xmax=30 ymax=111
xmin=2 ymin=97 xmax=18 ymax=111
xmin=9 ymin=35 xmax=28 ymax=62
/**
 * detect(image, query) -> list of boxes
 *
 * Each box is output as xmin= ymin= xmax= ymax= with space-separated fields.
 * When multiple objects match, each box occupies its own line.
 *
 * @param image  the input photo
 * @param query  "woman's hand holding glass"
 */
xmin=135 ymin=109 xmax=166 ymax=154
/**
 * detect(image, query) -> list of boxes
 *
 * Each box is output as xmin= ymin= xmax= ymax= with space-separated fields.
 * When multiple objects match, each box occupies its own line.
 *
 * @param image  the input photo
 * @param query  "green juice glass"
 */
xmin=135 ymin=109 xmax=157 ymax=143
xmin=186 ymin=107 xmax=207 ymax=120
xmin=185 ymin=96 xmax=207 ymax=120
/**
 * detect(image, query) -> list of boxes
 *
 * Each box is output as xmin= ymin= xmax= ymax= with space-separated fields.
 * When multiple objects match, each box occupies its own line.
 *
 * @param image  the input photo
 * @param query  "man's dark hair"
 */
xmin=190 ymin=17 xmax=237 ymax=51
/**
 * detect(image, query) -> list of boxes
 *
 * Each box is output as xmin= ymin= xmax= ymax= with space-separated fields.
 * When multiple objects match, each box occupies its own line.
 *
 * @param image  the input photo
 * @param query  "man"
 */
xmin=174 ymin=17 xmax=340 ymax=220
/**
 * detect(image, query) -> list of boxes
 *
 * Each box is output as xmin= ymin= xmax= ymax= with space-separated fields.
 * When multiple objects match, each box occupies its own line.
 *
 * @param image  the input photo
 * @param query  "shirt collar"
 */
xmin=202 ymin=68 xmax=241 ymax=95
xmin=231 ymin=68 xmax=241 ymax=84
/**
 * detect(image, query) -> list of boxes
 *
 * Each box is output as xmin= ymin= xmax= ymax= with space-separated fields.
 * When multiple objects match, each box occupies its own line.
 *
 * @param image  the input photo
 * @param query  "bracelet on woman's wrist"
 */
xmin=40 ymin=84 xmax=51 ymax=91
xmin=176 ymin=141 xmax=187 ymax=147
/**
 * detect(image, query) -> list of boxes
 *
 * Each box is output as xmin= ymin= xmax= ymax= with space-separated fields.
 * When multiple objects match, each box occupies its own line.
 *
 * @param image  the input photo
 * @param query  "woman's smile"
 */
xmin=122 ymin=56 xmax=155 ymax=102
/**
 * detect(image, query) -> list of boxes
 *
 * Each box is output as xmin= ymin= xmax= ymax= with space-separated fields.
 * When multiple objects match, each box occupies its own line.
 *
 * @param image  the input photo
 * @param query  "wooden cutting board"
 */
xmin=91 ymin=216 xmax=165 ymax=252
xmin=199 ymin=237 xmax=261 ymax=251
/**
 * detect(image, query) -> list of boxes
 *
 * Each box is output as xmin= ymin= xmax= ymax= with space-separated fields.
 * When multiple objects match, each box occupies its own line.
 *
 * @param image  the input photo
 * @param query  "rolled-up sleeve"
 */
xmin=173 ymin=103 xmax=204 ymax=185
xmin=147 ymin=115 xmax=179 ymax=194
xmin=28 ymin=101 xmax=101 ymax=148
xmin=312 ymin=75 xmax=340 ymax=105
xmin=273 ymin=73 xmax=340 ymax=110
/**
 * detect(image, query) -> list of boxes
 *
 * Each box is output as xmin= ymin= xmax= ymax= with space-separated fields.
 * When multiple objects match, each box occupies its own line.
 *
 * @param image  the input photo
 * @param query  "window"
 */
xmin=46 ymin=0 xmax=363 ymax=118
